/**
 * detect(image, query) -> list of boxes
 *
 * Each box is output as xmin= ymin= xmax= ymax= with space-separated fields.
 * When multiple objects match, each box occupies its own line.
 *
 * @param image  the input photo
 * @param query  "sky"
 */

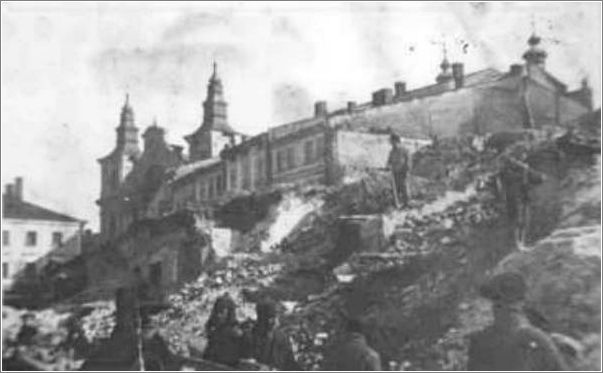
xmin=1 ymin=1 xmax=601 ymax=231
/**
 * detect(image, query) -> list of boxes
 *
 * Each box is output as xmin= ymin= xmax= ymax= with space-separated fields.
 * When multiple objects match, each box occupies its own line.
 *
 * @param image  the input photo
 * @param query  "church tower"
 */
xmin=185 ymin=63 xmax=240 ymax=162
xmin=97 ymin=94 xmax=141 ymax=239
xmin=523 ymin=33 xmax=547 ymax=67
xmin=435 ymin=44 xmax=453 ymax=84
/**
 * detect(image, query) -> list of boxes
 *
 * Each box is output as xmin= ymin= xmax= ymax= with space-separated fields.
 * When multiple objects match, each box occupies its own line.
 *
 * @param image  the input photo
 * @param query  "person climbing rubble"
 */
xmin=16 ymin=313 xmax=39 ymax=346
xmin=248 ymin=300 xmax=299 ymax=371
xmin=498 ymin=148 xmax=546 ymax=249
xmin=386 ymin=133 xmax=411 ymax=208
xmin=322 ymin=317 xmax=382 ymax=371
xmin=202 ymin=293 xmax=246 ymax=367
xmin=467 ymin=272 xmax=568 ymax=371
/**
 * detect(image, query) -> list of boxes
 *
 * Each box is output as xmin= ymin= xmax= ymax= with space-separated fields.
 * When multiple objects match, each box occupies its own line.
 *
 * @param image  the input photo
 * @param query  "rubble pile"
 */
xmin=154 ymin=255 xmax=285 ymax=356
xmin=80 ymin=302 xmax=115 ymax=342
xmin=1 ymin=306 xmax=83 ymax=370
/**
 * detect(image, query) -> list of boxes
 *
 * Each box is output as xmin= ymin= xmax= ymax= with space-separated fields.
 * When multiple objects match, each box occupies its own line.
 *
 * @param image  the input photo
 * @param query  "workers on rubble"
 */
xmin=248 ymin=300 xmax=299 ymax=371
xmin=467 ymin=272 xmax=568 ymax=371
xmin=16 ymin=313 xmax=38 ymax=346
xmin=322 ymin=317 xmax=382 ymax=371
xmin=498 ymin=147 xmax=545 ymax=249
xmin=387 ymin=133 xmax=411 ymax=208
xmin=203 ymin=293 xmax=245 ymax=367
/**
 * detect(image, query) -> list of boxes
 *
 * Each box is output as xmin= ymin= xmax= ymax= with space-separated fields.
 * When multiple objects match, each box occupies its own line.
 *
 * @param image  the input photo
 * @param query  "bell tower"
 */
xmin=97 ymin=94 xmax=141 ymax=239
xmin=185 ymin=63 xmax=239 ymax=162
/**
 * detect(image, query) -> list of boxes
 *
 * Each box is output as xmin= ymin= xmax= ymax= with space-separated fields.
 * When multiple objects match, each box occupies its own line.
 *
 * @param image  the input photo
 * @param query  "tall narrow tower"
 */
xmin=185 ymin=63 xmax=239 ymax=162
xmin=97 ymin=94 xmax=141 ymax=239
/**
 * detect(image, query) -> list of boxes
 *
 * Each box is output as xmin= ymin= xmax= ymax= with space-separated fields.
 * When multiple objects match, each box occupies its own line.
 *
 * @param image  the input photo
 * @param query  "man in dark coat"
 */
xmin=386 ymin=133 xmax=411 ymax=208
xmin=16 ymin=313 xmax=38 ymax=346
xmin=323 ymin=318 xmax=382 ymax=371
xmin=249 ymin=300 xmax=299 ymax=371
xmin=203 ymin=293 xmax=245 ymax=367
xmin=467 ymin=272 xmax=568 ymax=371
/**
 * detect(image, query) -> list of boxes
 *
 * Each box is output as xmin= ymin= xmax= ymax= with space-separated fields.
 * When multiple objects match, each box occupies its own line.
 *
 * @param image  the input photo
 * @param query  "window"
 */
xmin=287 ymin=147 xmax=296 ymax=169
xmin=150 ymin=262 xmax=162 ymax=287
xmin=315 ymin=137 xmax=325 ymax=159
xmin=255 ymin=156 xmax=264 ymax=187
xmin=276 ymin=151 xmax=285 ymax=172
xmin=25 ymin=231 xmax=37 ymax=246
xmin=2 ymin=230 xmax=9 ymax=246
xmin=242 ymin=157 xmax=251 ymax=190
xmin=209 ymin=178 xmax=215 ymax=199
xmin=229 ymin=165 xmax=238 ymax=190
xmin=2 ymin=262 xmax=8 ymax=279
xmin=216 ymin=175 xmax=224 ymax=194
xmin=304 ymin=140 xmax=314 ymax=164
xmin=52 ymin=232 xmax=63 ymax=246
xmin=215 ymin=176 xmax=222 ymax=196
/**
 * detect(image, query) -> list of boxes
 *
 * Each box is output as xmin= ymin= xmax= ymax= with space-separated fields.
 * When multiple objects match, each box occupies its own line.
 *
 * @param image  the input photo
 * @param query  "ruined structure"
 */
xmin=94 ymin=33 xmax=592 ymax=296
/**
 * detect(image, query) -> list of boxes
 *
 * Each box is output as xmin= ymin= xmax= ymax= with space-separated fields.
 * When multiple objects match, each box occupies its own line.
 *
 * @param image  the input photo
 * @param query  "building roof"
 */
xmin=2 ymin=196 xmax=81 ymax=223
xmin=171 ymin=157 xmax=222 ymax=182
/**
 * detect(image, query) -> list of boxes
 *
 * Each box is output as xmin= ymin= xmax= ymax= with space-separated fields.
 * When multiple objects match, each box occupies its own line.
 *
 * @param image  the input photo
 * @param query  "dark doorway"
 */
xmin=149 ymin=262 xmax=162 ymax=287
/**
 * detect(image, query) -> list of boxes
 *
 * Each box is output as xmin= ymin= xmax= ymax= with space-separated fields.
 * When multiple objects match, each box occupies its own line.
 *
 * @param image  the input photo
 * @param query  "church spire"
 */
xmin=120 ymin=93 xmax=135 ymax=128
xmin=202 ymin=62 xmax=228 ymax=130
xmin=116 ymin=93 xmax=139 ymax=152
xmin=436 ymin=42 xmax=453 ymax=84
xmin=523 ymin=20 xmax=547 ymax=67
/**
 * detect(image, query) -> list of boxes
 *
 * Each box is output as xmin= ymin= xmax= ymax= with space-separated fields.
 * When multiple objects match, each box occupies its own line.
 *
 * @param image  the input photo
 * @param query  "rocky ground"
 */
xmin=3 ymin=123 xmax=600 ymax=371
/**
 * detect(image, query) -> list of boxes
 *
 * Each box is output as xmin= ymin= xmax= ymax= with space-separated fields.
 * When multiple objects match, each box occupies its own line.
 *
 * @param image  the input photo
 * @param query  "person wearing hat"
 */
xmin=249 ymin=300 xmax=299 ymax=371
xmin=467 ymin=272 xmax=568 ymax=371
xmin=386 ymin=133 xmax=411 ymax=208
xmin=16 ymin=313 xmax=38 ymax=346
xmin=322 ymin=317 xmax=382 ymax=371
xmin=202 ymin=293 xmax=245 ymax=367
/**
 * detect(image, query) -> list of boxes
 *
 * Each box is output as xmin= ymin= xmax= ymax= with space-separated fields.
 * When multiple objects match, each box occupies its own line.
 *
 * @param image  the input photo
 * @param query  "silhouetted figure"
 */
xmin=467 ymin=272 xmax=568 ymax=371
xmin=16 ymin=313 xmax=38 ymax=346
xmin=323 ymin=318 xmax=382 ymax=370
xmin=203 ymin=294 xmax=245 ymax=367
xmin=249 ymin=300 xmax=299 ymax=371
xmin=386 ymin=133 xmax=410 ymax=208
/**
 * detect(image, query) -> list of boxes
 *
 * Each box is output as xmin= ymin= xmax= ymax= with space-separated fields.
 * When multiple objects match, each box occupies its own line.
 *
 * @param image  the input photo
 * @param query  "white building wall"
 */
xmin=2 ymin=218 xmax=82 ymax=289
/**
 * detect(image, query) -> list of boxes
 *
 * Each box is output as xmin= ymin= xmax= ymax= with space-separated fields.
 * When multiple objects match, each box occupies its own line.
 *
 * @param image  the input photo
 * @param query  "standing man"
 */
xmin=250 ymin=301 xmax=299 ymax=371
xmin=467 ymin=272 xmax=568 ymax=371
xmin=16 ymin=313 xmax=38 ymax=346
xmin=203 ymin=294 xmax=245 ymax=367
xmin=386 ymin=133 xmax=411 ymax=208
xmin=322 ymin=317 xmax=382 ymax=371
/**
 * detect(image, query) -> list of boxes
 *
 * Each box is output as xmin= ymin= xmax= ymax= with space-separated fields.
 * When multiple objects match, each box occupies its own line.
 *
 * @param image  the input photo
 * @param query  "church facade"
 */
xmin=97 ymin=33 xmax=593 ymax=242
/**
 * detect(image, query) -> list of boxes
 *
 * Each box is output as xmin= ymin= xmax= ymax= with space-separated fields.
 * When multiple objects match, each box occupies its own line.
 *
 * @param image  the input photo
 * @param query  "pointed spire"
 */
xmin=120 ymin=93 xmax=135 ymax=128
xmin=210 ymin=61 xmax=220 ymax=82
xmin=436 ymin=41 xmax=453 ymax=84
xmin=523 ymin=19 xmax=547 ymax=67
xmin=152 ymin=116 xmax=158 ymax=127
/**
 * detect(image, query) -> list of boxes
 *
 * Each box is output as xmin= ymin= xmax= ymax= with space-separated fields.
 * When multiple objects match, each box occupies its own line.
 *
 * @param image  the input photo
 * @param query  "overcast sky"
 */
xmin=1 ymin=1 xmax=601 ymax=231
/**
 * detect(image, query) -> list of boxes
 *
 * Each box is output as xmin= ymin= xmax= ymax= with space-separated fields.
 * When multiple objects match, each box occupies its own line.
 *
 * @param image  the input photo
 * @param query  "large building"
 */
xmin=2 ymin=177 xmax=85 ymax=290
xmin=97 ymin=33 xmax=593 ymax=242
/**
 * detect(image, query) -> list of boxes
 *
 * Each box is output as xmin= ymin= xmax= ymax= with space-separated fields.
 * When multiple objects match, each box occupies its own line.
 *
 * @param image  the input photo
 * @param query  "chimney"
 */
xmin=314 ymin=101 xmax=328 ymax=117
xmin=347 ymin=101 xmax=357 ymax=113
xmin=14 ymin=177 xmax=23 ymax=200
xmin=451 ymin=63 xmax=464 ymax=89
xmin=5 ymin=184 xmax=14 ymax=198
xmin=394 ymin=81 xmax=407 ymax=97
xmin=372 ymin=88 xmax=393 ymax=106
xmin=509 ymin=64 xmax=524 ymax=76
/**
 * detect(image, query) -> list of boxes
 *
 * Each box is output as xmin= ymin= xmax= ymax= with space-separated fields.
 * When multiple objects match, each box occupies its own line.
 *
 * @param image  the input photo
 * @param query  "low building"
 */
xmin=2 ymin=177 xmax=85 ymax=291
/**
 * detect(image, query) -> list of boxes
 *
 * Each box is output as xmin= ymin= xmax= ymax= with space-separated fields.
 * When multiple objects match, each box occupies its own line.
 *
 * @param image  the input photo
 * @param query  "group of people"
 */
xmin=201 ymin=272 xmax=570 ymax=371
xmin=202 ymin=294 xmax=299 ymax=370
